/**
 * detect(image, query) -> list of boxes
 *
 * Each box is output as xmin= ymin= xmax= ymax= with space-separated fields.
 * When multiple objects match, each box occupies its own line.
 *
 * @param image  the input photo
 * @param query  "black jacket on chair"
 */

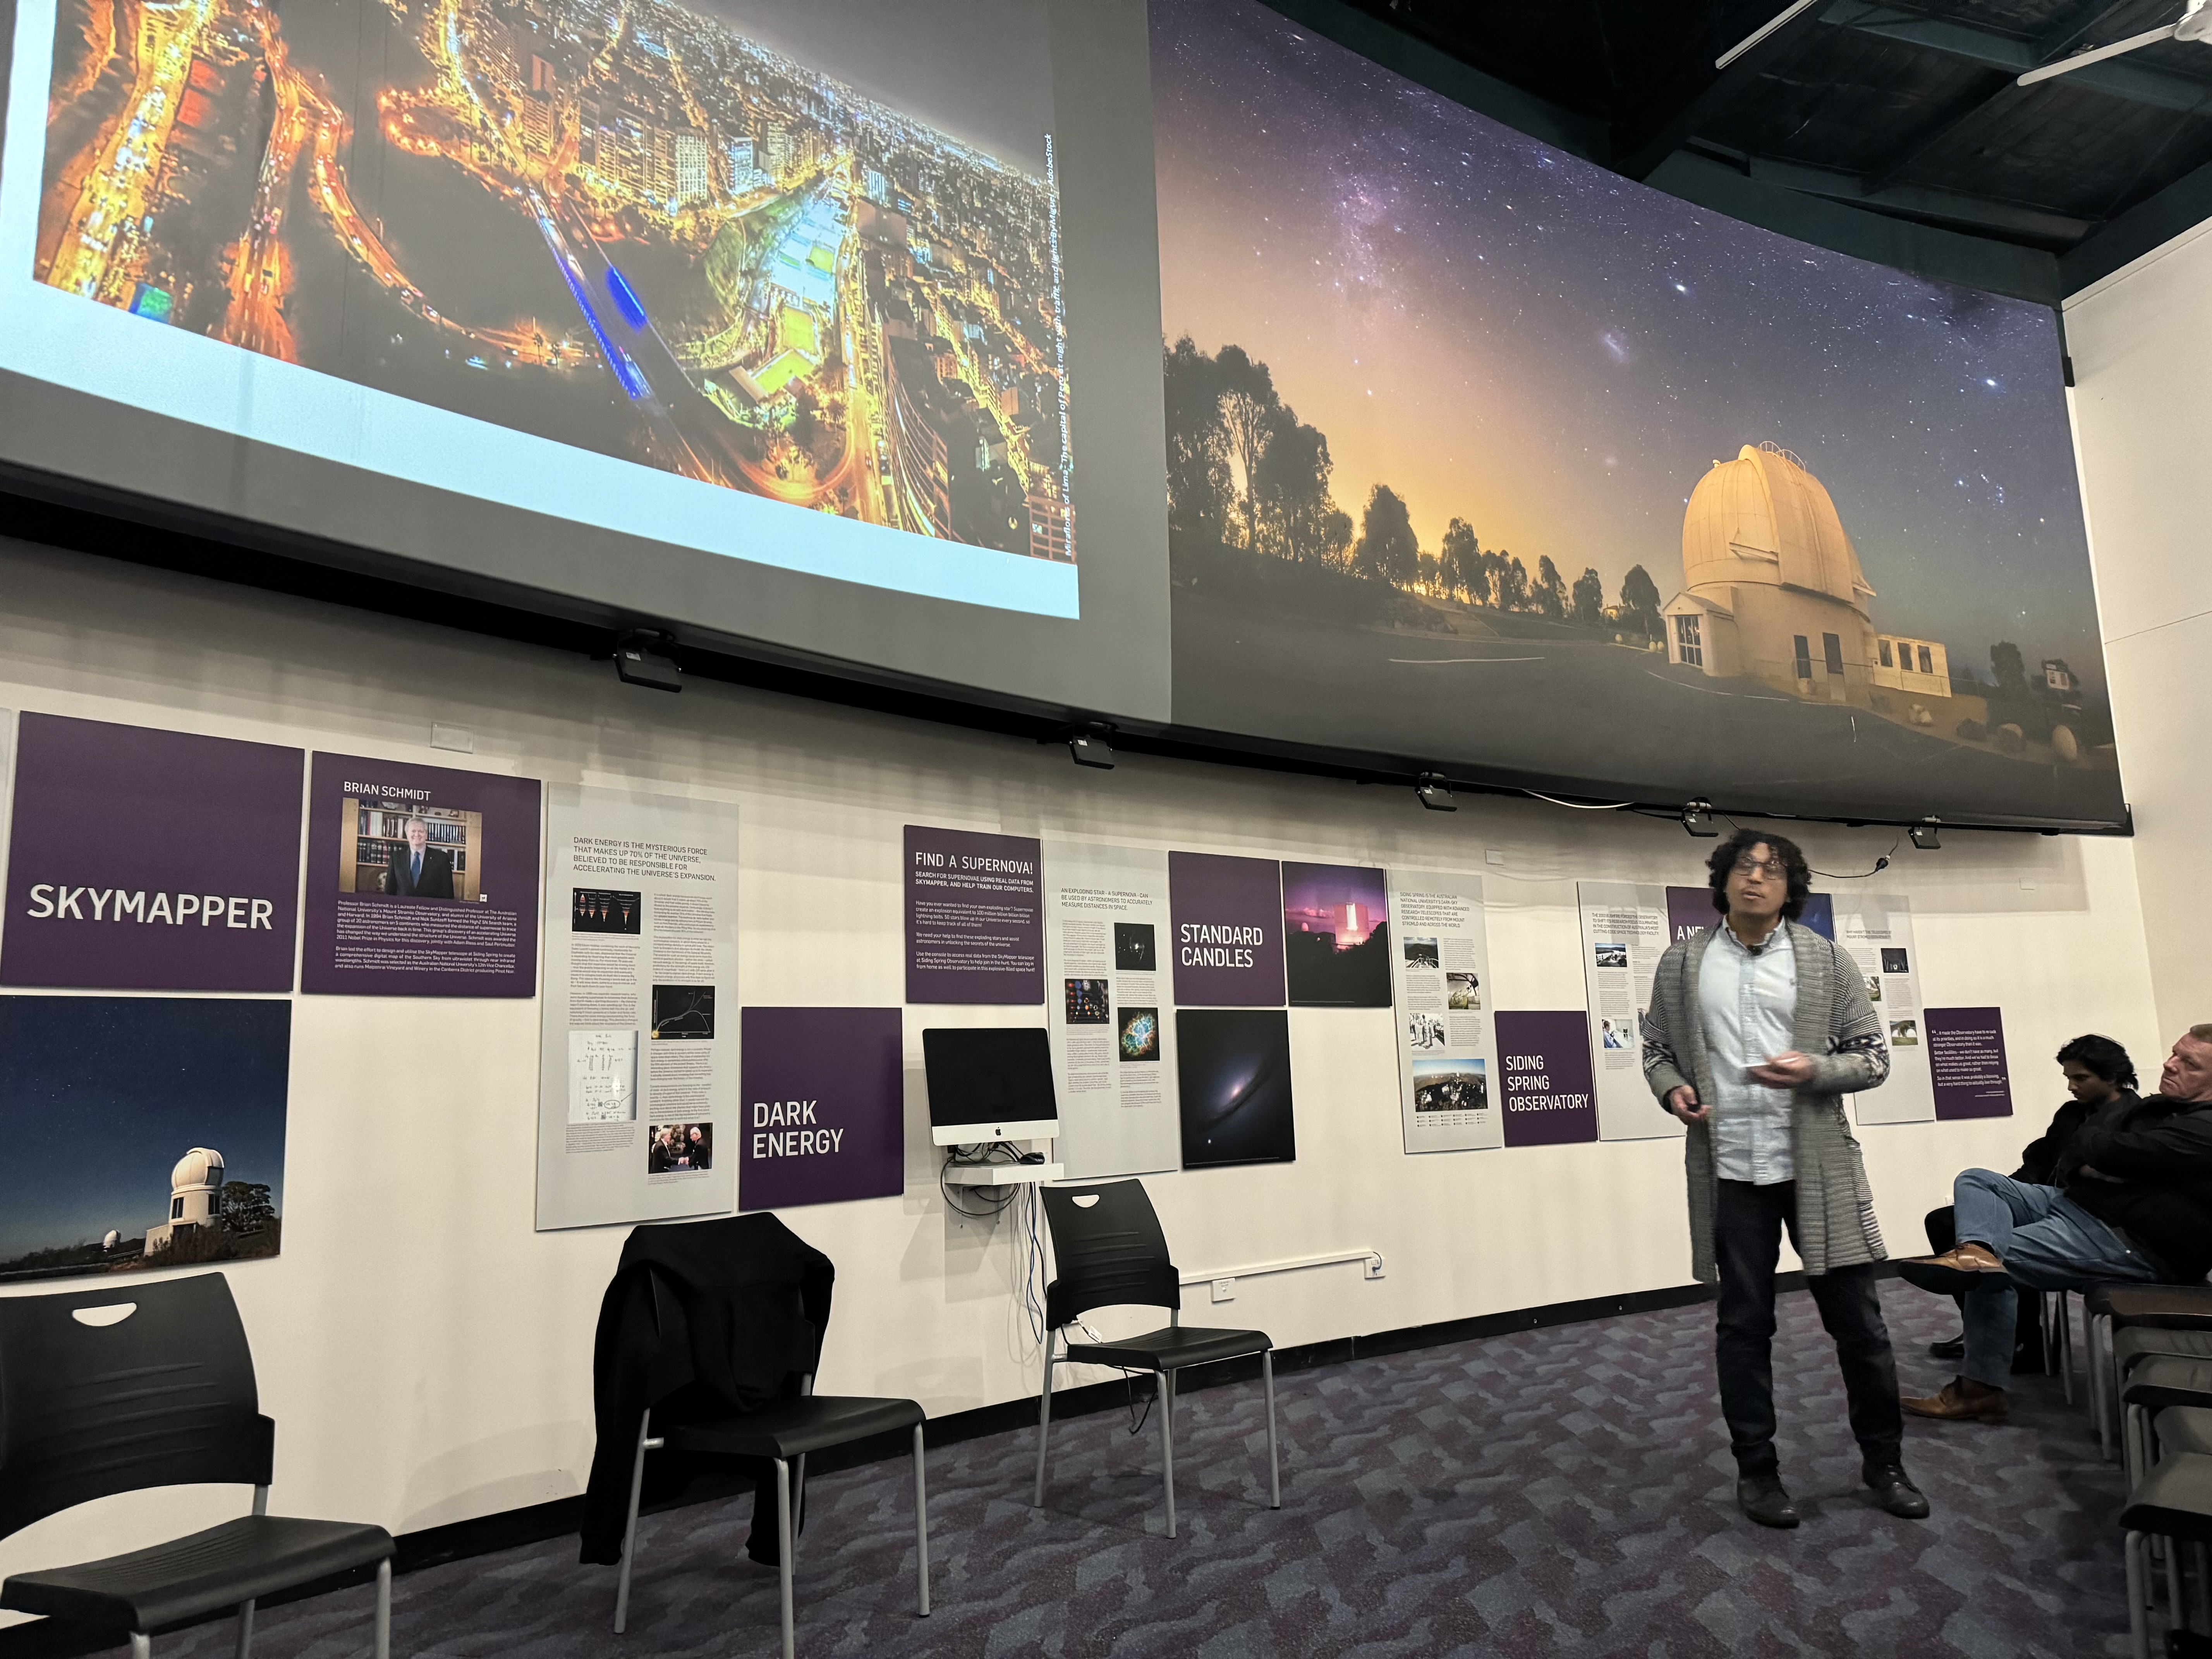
xmin=580 ymin=1214 xmax=834 ymax=1564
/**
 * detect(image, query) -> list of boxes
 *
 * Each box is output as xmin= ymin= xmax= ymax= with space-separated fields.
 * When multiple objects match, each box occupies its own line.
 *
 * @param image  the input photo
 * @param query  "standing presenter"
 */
xmin=1640 ymin=829 xmax=1928 ymax=1528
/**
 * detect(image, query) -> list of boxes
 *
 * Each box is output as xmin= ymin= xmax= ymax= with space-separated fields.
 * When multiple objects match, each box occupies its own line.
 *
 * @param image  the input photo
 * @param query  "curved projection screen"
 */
xmin=1153 ymin=1 xmax=2124 ymax=831
xmin=0 ymin=0 xmax=1173 ymax=719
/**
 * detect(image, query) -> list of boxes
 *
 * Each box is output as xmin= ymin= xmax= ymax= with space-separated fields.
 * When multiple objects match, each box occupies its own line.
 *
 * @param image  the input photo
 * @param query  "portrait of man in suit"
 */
xmin=387 ymin=816 xmax=455 ymax=899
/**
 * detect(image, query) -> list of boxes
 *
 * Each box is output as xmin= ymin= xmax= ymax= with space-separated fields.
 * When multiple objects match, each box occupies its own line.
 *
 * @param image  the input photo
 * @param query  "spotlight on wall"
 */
xmin=1681 ymin=799 xmax=1718 ymax=837
xmin=613 ymin=630 xmax=682 ymax=693
xmin=1910 ymin=818 xmax=1942 ymax=851
xmin=1066 ymin=723 xmax=1115 ymax=769
xmin=1415 ymin=773 xmax=1456 ymax=812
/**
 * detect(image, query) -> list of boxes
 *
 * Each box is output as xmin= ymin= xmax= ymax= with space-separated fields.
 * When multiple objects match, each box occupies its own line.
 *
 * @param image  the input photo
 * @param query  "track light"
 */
xmin=613 ymin=630 xmax=681 ymax=693
xmin=1681 ymin=799 xmax=1718 ymax=837
xmin=1909 ymin=819 xmax=1942 ymax=851
xmin=1415 ymin=773 xmax=1455 ymax=812
xmin=1066 ymin=723 xmax=1115 ymax=769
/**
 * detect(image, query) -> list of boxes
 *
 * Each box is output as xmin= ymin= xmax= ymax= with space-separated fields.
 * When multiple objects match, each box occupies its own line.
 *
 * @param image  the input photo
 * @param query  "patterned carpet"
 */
xmin=67 ymin=1281 xmax=2133 ymax=1657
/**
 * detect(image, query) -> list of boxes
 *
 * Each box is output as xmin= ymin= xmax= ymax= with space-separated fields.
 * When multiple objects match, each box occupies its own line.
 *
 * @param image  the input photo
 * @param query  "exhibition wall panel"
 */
xmin=0 ymin=532 xmax=2158 ymax=1605
xmin=2064 ymin=222 xmax=2212 ymax=1042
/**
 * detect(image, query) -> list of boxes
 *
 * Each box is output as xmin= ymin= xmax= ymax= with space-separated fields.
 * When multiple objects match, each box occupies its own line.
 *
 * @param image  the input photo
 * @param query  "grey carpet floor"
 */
xmin=69 ymin=1280 xmax=2132 ymax=1656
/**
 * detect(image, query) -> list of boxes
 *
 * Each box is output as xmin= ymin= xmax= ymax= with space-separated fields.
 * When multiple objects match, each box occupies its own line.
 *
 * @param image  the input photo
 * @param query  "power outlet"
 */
xmin=1211 ymin=1278 xmax=1235 ymax=1304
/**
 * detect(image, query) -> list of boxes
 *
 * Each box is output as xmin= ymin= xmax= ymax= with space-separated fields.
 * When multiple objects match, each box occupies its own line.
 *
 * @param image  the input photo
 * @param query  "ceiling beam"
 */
xmin=1821 ymin=0 xmax=2212 ymax=113
xmin=2061 ymin=146 xmax=2212 ymax=290
xmin=1609 ymin=1 xmax=1832 ymax=180
xmin=2034 ymin=0 xmax=2143 ymax=62
xmin=1736 ymin=151 xmax=2098 ymax=242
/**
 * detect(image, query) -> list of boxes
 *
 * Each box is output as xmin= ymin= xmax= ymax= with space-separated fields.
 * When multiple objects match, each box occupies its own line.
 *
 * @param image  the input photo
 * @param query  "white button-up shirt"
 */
xmin=1698 ymin=920 xmax=1799 ymax=1185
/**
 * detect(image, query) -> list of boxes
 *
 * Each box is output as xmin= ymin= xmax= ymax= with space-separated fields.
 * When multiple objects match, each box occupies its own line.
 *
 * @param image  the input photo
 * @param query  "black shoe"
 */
xmin=1928 ymin=1333 xmax=1965 ymax=1360
xmin=1863 ymin=1464 xmax=1930 ymax=1519
xmin=1737 ymin=1475 xmax=1800 ymax=1528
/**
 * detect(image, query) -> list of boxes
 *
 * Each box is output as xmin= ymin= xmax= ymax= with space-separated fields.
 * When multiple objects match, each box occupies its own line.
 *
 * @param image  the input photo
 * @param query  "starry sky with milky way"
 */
xmin=1150 ymin=0 xmax=2107 ymax=687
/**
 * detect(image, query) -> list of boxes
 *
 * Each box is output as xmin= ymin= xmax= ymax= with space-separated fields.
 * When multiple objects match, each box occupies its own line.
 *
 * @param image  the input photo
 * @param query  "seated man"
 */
xmin=1897 ymin=1024 xmax=2212 ymax=1423
xmin=1922 ymin=1033 xmax=2141 ymax=1364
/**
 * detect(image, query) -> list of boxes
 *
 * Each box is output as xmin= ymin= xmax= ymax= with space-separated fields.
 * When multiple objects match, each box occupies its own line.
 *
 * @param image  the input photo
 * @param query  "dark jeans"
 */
xmin=1715 ymin=1179 xmax=1904 ymax=1476
xmin=1925 ymin=1203 xmax=2047 ymax=1363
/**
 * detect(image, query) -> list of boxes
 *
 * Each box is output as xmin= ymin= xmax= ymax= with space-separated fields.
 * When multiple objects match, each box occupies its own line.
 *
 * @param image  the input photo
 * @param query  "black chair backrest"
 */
xmin=0 ymin=1273 xmax=273 ymax=1540
xmin=1040 ymin=1179 xmax=1181 ymax=1328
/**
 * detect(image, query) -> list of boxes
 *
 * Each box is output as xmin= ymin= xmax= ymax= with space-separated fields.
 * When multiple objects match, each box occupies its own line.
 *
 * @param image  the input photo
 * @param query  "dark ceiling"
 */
xmin=1310 ymin=0 xmax=2212 ymax=301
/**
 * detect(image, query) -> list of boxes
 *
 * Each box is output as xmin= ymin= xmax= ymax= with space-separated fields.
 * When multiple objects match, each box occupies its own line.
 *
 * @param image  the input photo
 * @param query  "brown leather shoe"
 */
xmin=1901 ymin=1376 xmax=2009 ymax=1424
xmin=1897 ymin=1243 xmax=2010 ymax=1295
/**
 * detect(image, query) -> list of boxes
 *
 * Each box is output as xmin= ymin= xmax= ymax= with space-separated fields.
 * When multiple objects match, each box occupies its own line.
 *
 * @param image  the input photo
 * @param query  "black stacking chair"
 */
xmin=0 ymin=1274 xmax=394 ymax=1659
xmin=2086 ymin=1285 xmax=2212 ymax=1459
xmin=610 ymin=1276 xmax=929 ymax=1659
xmin=1032 ymin=1178 xmax=1279 ymax=1537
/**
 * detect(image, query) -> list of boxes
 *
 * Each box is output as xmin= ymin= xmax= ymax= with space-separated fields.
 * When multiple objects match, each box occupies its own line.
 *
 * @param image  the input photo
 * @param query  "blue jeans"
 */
xmin=1953 ymin=1169 xmax=2172 ymax=1388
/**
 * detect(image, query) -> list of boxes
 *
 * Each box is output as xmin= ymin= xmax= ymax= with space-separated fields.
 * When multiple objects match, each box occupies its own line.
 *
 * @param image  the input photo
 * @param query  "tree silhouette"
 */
xmin=221 ymin=1182 xmax=276 ymax=1237
xmin=1354 ymin=485 xmax=1420 ymax=587
xmin=1252 ymin=407 xmax=1337 ymax=562
xmin=1440 ymin=519 xmax=1483 ymax=605
xmin=1620 ymin=564 xmax=1662 ymax=642
xmin=1216 ymin=344 xmax=1279 ymax=550
xmin=1990 ymin=641 xmax=2028 ymax=692
xmin=1571 ymin=567 xmax=1604 ymax=626
xmin=1534 ymin=555 xmax=1566 ymax=620
xmin=1162 ymin=335 xmax=1230 ymax=541
xmin=1495 ymin=554 xmax=1530 ymax=611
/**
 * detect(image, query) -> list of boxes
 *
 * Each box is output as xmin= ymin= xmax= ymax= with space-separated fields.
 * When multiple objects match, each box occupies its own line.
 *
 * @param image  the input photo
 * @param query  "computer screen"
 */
xmin=922 ymin=1026 xmax=1056 ymax=1132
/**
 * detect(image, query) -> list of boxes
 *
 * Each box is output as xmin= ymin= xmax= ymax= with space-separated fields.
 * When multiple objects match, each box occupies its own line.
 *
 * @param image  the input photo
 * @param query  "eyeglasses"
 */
xmin=1732 ymin=857 xmax=1787 ymax=878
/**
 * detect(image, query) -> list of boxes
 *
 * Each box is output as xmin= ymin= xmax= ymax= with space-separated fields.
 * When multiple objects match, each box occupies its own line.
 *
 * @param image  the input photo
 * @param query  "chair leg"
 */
xmin=2169 ymin=1528 xmax=2186 ymax=1635
xmin=235 ymin=1599 xmax=255 ymax=1659
xmin=2058 ymin=1293 xmax=2075 ymax=1405
xmin=793 ymin=1453 xmax=807 ymax=1571
xmin=1158 ymin=1370 xmax=1178 ymax=1540
xmin=2129 ymin=1530 xmax=2151 ymax=1659
xmin=130 ymin=1637 xmax=151 ymax=1659
xmin=911 ymin=1422 xmax=931 ymax=1618
xmin=2098 ymin=1316 xmax=2117 ymax=1461
xmin=374 ymin=1557 xmax=391 ymax=1659
xmin=613 ymin=1412 xmax=651 ymax=1633
xmin=1032 ymin=1340 xmax=1056 ymax=1508
xmin=1262 ymin=1350 xmax=1281 ymax=1510
xmin=775 ymin=1456 xmax=796 ymax=1659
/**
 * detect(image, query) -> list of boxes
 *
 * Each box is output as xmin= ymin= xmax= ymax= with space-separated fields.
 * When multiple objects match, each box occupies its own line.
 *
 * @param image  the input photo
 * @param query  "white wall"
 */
xmin=0 ymin=535 xmax=2158 ymax=1599
xmin=2066 ymin=224 xmax=2212 ymax=1041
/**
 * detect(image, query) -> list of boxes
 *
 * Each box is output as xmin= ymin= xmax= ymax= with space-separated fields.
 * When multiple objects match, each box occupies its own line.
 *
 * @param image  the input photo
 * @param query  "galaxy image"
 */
xmin=1176 ymin=1007 xmax=1295 ymax=1168
xmin=1151 ymin=0 xmax=2122 ymax=828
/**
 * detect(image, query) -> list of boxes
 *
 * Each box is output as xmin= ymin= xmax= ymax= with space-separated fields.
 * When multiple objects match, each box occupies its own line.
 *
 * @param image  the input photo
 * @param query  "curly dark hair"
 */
xmin=1706 ymin=828 xmax=1812 ymax=921
xmin=2055 ymin=1033 xmax=2138 ymax=1091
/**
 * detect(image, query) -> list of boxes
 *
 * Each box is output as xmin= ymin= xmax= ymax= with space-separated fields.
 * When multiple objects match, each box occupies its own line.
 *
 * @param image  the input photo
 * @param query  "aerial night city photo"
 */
xmin=32 ymin=0 xmax=1075 ymax=565
xmin=1152 ymin=0 xmax=2123 ymax=826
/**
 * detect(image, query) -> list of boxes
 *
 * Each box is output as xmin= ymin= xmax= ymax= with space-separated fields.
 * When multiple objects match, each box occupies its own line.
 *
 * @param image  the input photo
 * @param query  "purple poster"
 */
xmin=300 ymin=754 xmax=541 ymax=997
xmin=1168 ymin=852 xmax=1285 ymax=1007
xmin=904 ymin=826 xmax=1043 ymax=1005
xmin=1928 ymin=1007 xmax=2013 ymax=1120
xmin=1495 ymin=1011 xmax=1599 ymax=1147
xmin=1282 ymin=862 xmax=1391 ymax=1008
xmin=2 ymin=714 xmax=303 ymax=992
xmin=740 ymin=1008 xmax=905 ymax=1210
xmin=1668 ymin=883 xmax=1832 ymax=945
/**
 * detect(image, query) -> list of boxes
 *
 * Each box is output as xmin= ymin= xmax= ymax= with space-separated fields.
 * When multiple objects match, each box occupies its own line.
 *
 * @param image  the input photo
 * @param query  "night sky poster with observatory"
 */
xmin=1151 ymin=0 xmax=2122 ymax=830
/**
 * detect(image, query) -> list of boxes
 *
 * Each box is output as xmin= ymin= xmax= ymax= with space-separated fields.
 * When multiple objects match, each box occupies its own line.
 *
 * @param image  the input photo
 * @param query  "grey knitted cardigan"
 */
xmin=1641 ymin=919 xmax=1891 ymax=1283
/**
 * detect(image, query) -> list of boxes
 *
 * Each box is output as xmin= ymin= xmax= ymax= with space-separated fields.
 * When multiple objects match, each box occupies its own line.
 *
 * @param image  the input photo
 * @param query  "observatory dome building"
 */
xmin=144 ymin=1146 xmax=226 ymax=1257
xmin=1661 ymin=443 xmax=1952 ymax=707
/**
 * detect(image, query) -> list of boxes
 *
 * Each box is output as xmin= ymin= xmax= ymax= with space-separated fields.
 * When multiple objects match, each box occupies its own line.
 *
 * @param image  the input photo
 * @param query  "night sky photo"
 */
xmin=1151 ymin=0 xmax=2120 ymax=827
xmin=1282 ymin=861 xmax=1391 ymax=1008
xmin=1177 ymin=1008 xmax=1296 ymax=1168
xmin=0 ymin=997 xmax=290 ymax=1275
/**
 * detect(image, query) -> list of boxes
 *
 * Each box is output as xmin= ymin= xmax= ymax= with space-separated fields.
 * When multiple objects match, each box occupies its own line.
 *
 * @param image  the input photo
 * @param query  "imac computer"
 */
xmin=923 ymin=1028 xmax=1059 ymax=1147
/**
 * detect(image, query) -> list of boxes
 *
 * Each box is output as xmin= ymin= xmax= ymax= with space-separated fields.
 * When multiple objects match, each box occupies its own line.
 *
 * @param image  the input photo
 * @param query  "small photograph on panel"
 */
xmin=1114 ymin=923 xmax=1158 ymax=972
xmin=572 ymin=888 xmax=643 ymax=935
xmin=1065 ymin=978 xmax=1110 ymax=1024
xmin=1177 ymin=1008 xmax=1295 ymax=1168
xmin=0 ymin=995 xmax=290 ymax=1283
xmin=346 ymin=802 xmax=484 ymax=901
xmin=1600 ymin=1016 xmax=1634 ymax=1051
xmin=1593 ymin=942 xmax=1630 ymax=969
xmin=1413 ymin=1056 xmax=1486 ymax=1114
xmin=1882 ymin=948 xmax=1911 ymax=975
xmin=1447 ymin=971 xmax=1481 ymax=1010
xmin=1403 ymin=937 xmax=1441 ymax=971
xmin=647 ymin=1122 xmax=713 ymax=1174
xmin=651 ymin=985 xmax=716 ymax=1040
xmin=1890 ymin=1018 xmax=1921 ymax=1047
xmin=1118 ymin=1006 xmax=1160 ymax=1062
xmin=1282 ymin=861 xmax=1392 ymax=1007
xmin=1407 ymin=1010 xmax=1446 ymax=1050
xmin=1867 ymin=975 xmax=1882 ymax=1002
